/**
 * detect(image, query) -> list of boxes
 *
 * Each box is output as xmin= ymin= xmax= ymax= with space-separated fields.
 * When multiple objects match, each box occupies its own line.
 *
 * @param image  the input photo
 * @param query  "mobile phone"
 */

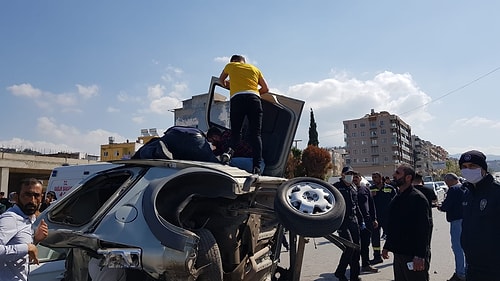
xmin=407 ymin=261 xmax=414 ymax=270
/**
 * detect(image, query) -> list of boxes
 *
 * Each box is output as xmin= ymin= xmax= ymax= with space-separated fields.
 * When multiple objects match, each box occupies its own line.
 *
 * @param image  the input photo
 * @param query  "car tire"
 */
xmin=195 ymin=228 xmax=223 ymax=281
xmin=274 ymin=177 xmax=345 ymax=237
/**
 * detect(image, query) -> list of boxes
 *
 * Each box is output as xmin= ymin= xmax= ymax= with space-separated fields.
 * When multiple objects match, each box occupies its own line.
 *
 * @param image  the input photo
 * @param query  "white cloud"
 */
xmin=147 ymin=84 xmax=165 ymax=100
xmin=7 ymin=83 xmax=43 ymax=98
xmin=76 ymin=84 xmax=99 ymax=99
xmin=107 ymin=106 xmax=120 ymax=113
xmin=287 ymin=71 xmax=434 ymax=148
xmin=149 ymin=96 xmax=182 ymax=114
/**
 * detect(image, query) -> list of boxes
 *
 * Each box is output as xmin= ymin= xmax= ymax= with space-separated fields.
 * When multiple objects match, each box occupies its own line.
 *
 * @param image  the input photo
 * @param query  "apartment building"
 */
xmin=343 ymin=109 xmax=412 ymax=176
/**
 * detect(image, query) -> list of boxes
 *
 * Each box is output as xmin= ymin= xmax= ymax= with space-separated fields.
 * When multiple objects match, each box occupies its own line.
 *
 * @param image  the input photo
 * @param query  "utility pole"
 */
xmin=293 ymin=139 xmax=302 ymax=149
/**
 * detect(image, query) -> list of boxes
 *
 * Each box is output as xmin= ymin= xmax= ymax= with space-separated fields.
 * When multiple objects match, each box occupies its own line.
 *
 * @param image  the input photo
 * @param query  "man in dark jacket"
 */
xmin=382 ymin=164 xmax=431 ymax=281
xmin=438 ymin=173 xmax=466 ymax=281
xmin=333 ymin=166 xmax=363 ymax=281
xmin=459 ymin=150 xmax=500 ymax=281
xmin=369 ymin=172 xmax=396 ymax=264
xmin=354 ymin=173 xmax=379 ymax=273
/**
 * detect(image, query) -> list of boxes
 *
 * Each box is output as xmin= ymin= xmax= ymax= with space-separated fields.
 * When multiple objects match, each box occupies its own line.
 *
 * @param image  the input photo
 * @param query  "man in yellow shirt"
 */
xmin=219 ymin=55 xmax=269 ymax=175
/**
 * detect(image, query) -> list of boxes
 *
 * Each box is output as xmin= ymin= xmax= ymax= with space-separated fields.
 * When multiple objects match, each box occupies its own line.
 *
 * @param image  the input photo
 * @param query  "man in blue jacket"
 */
xmin=438 ymin=173 xmax=466 ymax=281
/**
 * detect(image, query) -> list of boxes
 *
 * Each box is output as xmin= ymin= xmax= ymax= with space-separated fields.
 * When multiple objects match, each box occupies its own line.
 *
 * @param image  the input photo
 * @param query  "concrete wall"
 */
xmin=0 ymin=152 xmax=99 ymax=194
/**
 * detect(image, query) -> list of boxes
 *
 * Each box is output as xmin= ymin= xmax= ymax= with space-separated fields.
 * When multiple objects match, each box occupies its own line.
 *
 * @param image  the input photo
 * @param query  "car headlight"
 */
xmin=97 ymin=248 xmax=142 ymax=268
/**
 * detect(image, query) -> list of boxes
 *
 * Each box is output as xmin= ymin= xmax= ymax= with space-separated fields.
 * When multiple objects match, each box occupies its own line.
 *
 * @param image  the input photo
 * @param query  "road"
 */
xmin=279 ymin=208 xmax=456 ymax=281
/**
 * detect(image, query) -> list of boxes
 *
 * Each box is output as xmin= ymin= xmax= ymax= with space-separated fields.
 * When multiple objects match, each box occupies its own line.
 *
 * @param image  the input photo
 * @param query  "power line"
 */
xmin=398 ymin=66 xmax=500 ymax=116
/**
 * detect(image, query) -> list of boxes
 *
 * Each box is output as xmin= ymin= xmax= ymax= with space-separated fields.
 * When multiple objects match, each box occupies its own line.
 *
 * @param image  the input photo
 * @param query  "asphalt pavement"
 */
xmin=279 ymin=208 xmax=456 ymax=281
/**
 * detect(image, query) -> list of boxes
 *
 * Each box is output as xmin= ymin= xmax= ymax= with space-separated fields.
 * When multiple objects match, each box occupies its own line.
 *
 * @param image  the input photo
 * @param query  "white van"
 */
xmin=46 ymin=163 xmax=120 ymax=199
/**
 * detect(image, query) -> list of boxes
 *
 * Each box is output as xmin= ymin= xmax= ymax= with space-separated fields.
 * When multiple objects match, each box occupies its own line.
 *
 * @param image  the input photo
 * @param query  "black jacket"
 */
xmin=334 ymin=180 xmax=363 ymax=227
xmin=383 ymin=185 xmax=431 ymax=258
xmin=461 ymin=174 xmax=500 ymax=273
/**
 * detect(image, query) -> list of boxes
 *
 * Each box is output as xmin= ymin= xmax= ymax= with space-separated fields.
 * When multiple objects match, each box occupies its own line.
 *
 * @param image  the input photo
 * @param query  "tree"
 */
xmin=302 ymin=145 xmax=332 ymax=180
xmin=308 ymin=108 xmax=319 ymax=147
xmin=285 ymin=147 xmax=306 ymax=178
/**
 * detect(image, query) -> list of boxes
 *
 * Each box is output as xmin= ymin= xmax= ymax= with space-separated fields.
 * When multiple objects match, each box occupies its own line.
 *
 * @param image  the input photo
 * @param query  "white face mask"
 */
xmin=461 ymin=168 xmax=483 ymax=184
xmin=344 ymin=175 xmax=353 ymax=184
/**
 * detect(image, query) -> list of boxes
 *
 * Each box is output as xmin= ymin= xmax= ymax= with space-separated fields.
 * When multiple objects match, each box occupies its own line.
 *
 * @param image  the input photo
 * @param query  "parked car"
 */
xmin=36 ymin=77 xmax=347 ymax=281
xmin=423 ymin=181 xmax=446 ymax=206
xmin=434 ymin=180 xmax=448 ymax=192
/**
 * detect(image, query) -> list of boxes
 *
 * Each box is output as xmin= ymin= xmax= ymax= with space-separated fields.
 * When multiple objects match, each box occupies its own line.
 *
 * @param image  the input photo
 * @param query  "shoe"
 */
xmin=220 ymin=148 xmax=234 ymax=165
xmin=334 ymin=273 xmax=348 ymax=281
xmin=447 ymin=273 xmax=466 ymax=281
xmin=350 ymin=278 xmax=362 ymax=281
xmin=252 ymin=166 xmax=261 ymax=175
xmin=370 ymin=257 xmax=383 ymax=265
xmin=361 ymin=265 xmax=379 ymax=273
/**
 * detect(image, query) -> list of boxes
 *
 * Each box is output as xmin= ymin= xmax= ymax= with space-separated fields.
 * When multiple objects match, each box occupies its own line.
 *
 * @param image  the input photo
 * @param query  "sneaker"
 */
xmin=220 ymin=148 xmax=234 ymax=165
xmin=447 ymin=273 xmax=466 ymax=281
xmin=370 ymin=257 xmax=383 ymax=265
xmin=361 ymin=265 xmax=379 ymax=273
xmin=252 ymin=166 xmax=261 ymax=175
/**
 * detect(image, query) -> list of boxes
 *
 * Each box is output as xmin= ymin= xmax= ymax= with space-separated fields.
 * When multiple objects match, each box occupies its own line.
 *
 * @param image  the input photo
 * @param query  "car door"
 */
xmin=205 ymin=76 xmax=305 ymax=177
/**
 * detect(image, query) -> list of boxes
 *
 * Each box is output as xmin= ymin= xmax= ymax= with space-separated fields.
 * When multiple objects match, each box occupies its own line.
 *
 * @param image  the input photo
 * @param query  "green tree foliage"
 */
xmin=302 ymin=145 xmax=332 ymax=180
xmin=308 ymin=108 xmax=319 ymax=147
xmin=285 ymin=147 xmax=306 ymax=178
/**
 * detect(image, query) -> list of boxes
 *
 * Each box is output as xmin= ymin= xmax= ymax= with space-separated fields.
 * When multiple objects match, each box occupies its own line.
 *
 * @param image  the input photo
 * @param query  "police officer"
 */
xmin=333 ymin=166 xmax=363 ymax=281
xmin=459 ymin=150 xmax=500 ymax=281
xmin=369 ymin=172 xmax=396 ymax=264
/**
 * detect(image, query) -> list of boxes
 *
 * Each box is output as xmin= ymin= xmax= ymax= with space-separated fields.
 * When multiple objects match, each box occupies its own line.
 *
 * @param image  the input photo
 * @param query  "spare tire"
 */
xmin=274 ymin=177 xmax=345 ymax=237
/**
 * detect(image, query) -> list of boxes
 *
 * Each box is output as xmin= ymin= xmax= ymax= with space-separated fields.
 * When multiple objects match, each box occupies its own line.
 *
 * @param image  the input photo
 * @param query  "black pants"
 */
xmin=230 ymin=94 xmax=263 ymax=168
xmin=371 ymin=225 xmax=384 ymax=258
xmin=335 ymin=219 xmax=360 ymax=280
xmin=360 ymin=228 xmax=372 ymax=266
xmin=393 ymin=254 xmax=429 ymax=281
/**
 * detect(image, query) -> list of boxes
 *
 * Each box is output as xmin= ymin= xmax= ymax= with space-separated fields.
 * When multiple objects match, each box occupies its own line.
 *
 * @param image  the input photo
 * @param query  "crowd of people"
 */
xmin=331 ymin=149 xmax=500 ymax=281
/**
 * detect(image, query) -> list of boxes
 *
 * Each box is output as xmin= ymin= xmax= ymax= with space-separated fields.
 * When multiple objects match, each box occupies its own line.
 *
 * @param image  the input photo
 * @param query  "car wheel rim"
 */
xmin=285 ymin=182 xmax=335 ymax=215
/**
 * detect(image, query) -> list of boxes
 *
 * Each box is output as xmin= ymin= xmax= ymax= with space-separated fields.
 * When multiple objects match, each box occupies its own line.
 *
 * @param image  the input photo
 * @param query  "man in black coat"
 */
xmin=459 ymin=150 xmax=500 ymax=281
xmin=382 ymin=164 xmax=431 ymax=281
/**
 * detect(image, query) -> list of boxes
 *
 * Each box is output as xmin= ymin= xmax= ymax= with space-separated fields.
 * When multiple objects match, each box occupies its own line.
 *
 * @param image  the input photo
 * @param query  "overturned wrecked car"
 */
xmin=37 ymin=77 xmax=347 ymax=281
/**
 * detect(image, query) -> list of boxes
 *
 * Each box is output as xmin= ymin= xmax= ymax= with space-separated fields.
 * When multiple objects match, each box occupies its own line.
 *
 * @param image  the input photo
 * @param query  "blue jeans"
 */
xmin=450 ymin=219 xmax=466 ymax=277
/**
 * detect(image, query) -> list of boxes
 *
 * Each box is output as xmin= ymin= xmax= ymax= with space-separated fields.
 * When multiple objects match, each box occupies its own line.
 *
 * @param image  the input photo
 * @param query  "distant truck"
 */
xmin=46 ymin=163 xmax=120 ymax=199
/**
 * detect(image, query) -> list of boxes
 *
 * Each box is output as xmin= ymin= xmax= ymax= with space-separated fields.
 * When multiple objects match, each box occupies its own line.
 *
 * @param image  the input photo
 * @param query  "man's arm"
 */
xmin=258 ymin=76 xmax=269 ymax=94
xmin=219 ymin=71 xmax=229 ymax=89
xmin=0 ymin=215 xmax=29 ymax=260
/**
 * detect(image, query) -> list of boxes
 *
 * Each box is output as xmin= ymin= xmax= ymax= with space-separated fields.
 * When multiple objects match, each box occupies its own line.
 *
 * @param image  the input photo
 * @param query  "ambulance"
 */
xmin=46 ymin=163 xmax=120 ymax=199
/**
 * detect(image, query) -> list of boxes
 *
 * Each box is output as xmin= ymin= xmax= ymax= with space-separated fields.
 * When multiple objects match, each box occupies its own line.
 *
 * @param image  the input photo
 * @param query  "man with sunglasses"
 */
xmin=0 ymin=178 xmax=48 ymax=281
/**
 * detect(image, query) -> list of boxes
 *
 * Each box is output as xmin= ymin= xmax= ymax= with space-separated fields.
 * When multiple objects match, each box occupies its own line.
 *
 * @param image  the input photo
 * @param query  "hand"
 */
xmin=373 ymin=220 xmax=379 ymax=229
xmin=412 ymin=256 xmax=425 ymax=271
xmin=382 ymin=249 xmax=390 ymax=259
xmin=34 ymin=219 xmax=48 ymax=244
xmin=359 ymin=222 xmax=366 ymax=230
xmin=28 ymin=243 xmax=39 ymax=265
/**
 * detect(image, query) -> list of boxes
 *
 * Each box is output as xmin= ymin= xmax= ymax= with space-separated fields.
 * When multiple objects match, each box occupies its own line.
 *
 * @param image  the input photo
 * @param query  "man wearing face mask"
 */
xmin=459 ymin=150 xmax=500 ymax=281
xmin=333 ymin=166 xmax=364 ymax=281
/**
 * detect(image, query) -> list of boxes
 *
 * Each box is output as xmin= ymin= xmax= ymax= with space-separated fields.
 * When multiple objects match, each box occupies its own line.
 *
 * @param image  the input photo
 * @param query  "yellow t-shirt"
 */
xmin=223 ymin=62 xmax=264 ymax=97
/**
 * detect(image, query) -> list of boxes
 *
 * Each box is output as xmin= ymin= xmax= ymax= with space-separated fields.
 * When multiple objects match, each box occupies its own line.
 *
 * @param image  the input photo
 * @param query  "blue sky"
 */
xmin=1 ymin=1 xmax=499 ymax=157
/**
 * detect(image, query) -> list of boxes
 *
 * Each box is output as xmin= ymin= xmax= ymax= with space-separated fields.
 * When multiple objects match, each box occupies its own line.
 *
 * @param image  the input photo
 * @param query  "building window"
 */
xmin=362 ymin=148 xmax=367 ymax=154
xmin=360 ymin=123 xmax=366 ymax=127
xmin=371 ymin=139 xmax=377 ymax=145
xmin=354 ymin=123 xmax=357 ymax=128
xmin=103 ymin=151 xmax=108 ymax=157
xmin=114 ymin=151 xmax=120 ymax=156
xmin=352 ymin=132 xmax=357 ymax=137
xmin=370 ymin=131 xmax=377 ymax=136
xmin=361 ymin=140 xmax=367 ymax=145
xmin=380 ymin=120 xmax=385 ymax=126
xmin=361 ymin=131 xmax=366 ymax=137
xmin=372 ymin=157 xmax=379 ymax=163
xmin=353 ymin=149 xmax=358 ymax=155
xmin=381 ymin=129 xmax=386 ymax=134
